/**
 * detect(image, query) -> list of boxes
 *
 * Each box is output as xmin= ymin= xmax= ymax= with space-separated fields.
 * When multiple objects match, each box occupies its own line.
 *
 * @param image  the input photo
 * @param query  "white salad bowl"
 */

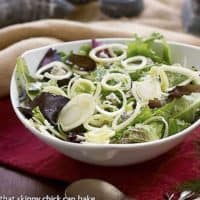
xmin=10 ymin=38 xmax=200 ymax=166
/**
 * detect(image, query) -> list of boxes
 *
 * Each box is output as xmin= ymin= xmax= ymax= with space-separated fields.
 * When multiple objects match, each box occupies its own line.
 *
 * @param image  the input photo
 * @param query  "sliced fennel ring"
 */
xmin=121 ymin=56 xmax=148 ymax=72
xmin=35 ymin=61 xmax=72 ymax=80
xmin=96 ymin=90 xmax=127 ymax=117
xmin=150 ymin=66 xmax=193 ymax=92
xmin=112 ymin=103 xmax=142 ymax=131
xmin=67 ymin=76 xmax=79 ymax=99
xmin=94 ymin=82 xmax=102 ymax=99
xmin=58 ymin=94 xmax=96 ymax=132
xmin=101 ymin=73 xmax=131 ymax=91
xmin=83 ymin=114 xmax=113 ymax=131
xmin=70 ymin=78 xmax=96 ymax=98
xmin=72 ymin=68 xmax=89 ymax=76
xmin=89 ymin=44 xmax=127 ymax=63
xmin=150 ymin=67 xmax=169 ymax=92
xmin=144 ymin=116 xmax=169 ymax=138
xmin=131 ymin=77 xmax=162 ymax=105
xmin=160 ymin=65 xmax=200 ymax=85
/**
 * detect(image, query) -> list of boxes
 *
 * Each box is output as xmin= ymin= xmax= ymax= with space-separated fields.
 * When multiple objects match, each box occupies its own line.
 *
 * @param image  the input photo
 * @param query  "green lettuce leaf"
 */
xmin=133 ymin=106 xmax=153 ymax=124
xmin=154 ymin=100 xmax=175 ymax=120
xmin=168 ymin=119 xmax=190 ymax=136
xmin=78 ymin=44 xmax=92 ymax=56
xmin=166 ymin=71 xmax=188 ymax=88
xmin=16 ymin=57 xmax=38 ymax=101
xmin=58 ymin=51 xmax=69 ymax=63
xmin=16 ymin=57 xmax=61 ymax=101
xmin=154 ymin=93 xmax=200 ymax=123
xmin=16 ymin=57 xmax=35 ymax=83
xmin=127 ymin=32 xmax=172 ymax=64
xmin=110 ymin=107 xmax=153 ymax=143
xmin=129 ymin=67 xmax=151 ymax=81
xmin=111 ymin=122 xmax=162 ymax=144
xmin=31 ymin=106 xmax=66 ymax=140
xmin=162 ymin=38 xmax=172 ymax=65
xmin=173 ymin=93 xmax=200 ymax=122
xmin=32 ymin=106 xmax=45 ymax=124
xmin=135 ymin=122 xmax=163 ymax=140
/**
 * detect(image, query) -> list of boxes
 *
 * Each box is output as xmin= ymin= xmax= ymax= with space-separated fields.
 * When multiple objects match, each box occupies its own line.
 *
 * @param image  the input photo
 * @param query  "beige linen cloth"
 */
xmin=0 ymin=0 xmax=199 ymax=97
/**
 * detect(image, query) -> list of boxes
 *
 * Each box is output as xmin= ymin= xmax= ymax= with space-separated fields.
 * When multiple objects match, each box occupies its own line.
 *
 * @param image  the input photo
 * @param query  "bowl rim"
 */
xmin=10 ymin=38 xmax=200 ymax=149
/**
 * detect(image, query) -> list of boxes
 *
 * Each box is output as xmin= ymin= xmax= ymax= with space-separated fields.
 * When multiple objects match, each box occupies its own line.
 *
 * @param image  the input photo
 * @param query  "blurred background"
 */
xmin=0 ymin=0 xmax=199 ymax=36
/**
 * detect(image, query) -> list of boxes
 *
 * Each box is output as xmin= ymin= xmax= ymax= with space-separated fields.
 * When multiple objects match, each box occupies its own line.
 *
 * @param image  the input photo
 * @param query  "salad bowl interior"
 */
xmin=10 ymin=38 xmax=200 ymax=166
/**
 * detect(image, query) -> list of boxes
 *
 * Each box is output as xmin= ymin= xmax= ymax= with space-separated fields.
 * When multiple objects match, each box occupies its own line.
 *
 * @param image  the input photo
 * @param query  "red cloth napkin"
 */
xmin=0 ymin=98 xmax=200 ymax=200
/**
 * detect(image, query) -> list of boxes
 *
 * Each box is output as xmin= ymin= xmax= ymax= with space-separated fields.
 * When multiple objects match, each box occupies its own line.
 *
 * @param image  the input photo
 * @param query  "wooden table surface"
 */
xmin=0 ymin=166 xmax=67 ymax=197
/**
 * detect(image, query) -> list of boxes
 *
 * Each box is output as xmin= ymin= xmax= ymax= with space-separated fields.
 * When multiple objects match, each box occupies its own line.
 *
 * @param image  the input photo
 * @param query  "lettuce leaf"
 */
xmin=133 ymin=106 xmax=153 ymax=124
xmin=58 ymin=51 xmax=69 ymax=63
xmin=162 ymin=38 xmax=172 ymax=65
xmin=166 ymin=71 xmax=188 ymax=88
xmin=155 ymin=93 xmax=200 ymax=123
xmin=31 ymin=106 xmax=66 ymax=140
xmin=173 ymin=93 xmax=200 ymax=122
xmin=16 ymin=57 xmax=38 ymax=101
xmin=111 ymin=107 xmax=153 ymax=143
xmin=16 ymin=58 xmax=60 ymax=101
xmin=154 ymin=100 xmax=175 ymax=120
xmin=153 ymin=93 xmax=200 ymax=135
xmin=112 ymin=113 xmax=189 ymax=143
xmin=129 ymin=67 xmax=151 ymax=81
xmin=135 ymin=122 xmax=163 ymax=140
xmin=168 ymin=119 xmax=190 ymax=136
xmin=78 ymin=44 xmax=92 ymax=56
xmin=148 ymin=122 xmax=164 ymax=138
xmin=111 ymin=122 xmax=162 ymax=144
xmin=127 ymin=32 xmax=172 ymax=64
xmin=32 ymin=106 xmax=45 ymax=124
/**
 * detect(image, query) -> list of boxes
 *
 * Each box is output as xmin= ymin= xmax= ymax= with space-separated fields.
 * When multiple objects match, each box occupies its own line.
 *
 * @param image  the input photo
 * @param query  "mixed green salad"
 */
xmin=16 ymin=33 xmax=200 ymax=144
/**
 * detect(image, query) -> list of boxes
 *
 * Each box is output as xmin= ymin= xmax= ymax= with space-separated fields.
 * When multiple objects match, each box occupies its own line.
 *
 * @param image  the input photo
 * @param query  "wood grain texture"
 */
xmin=0 ymin=166 xmax=66 ymax=197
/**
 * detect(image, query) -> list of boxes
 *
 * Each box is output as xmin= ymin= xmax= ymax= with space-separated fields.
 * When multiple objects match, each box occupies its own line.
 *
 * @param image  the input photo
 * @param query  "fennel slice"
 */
xmin=58 ymin=94 xmax=96 ymax=131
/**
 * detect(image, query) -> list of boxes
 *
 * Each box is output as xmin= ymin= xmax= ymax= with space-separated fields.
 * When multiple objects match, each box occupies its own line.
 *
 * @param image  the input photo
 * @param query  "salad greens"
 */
xmin=127 ymin=32 xmax=172 ymax=64
xmin=16 ymin=57 xmax=38 ymax=100
xmin=16 ymin=33 xmax=200 ymax=144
